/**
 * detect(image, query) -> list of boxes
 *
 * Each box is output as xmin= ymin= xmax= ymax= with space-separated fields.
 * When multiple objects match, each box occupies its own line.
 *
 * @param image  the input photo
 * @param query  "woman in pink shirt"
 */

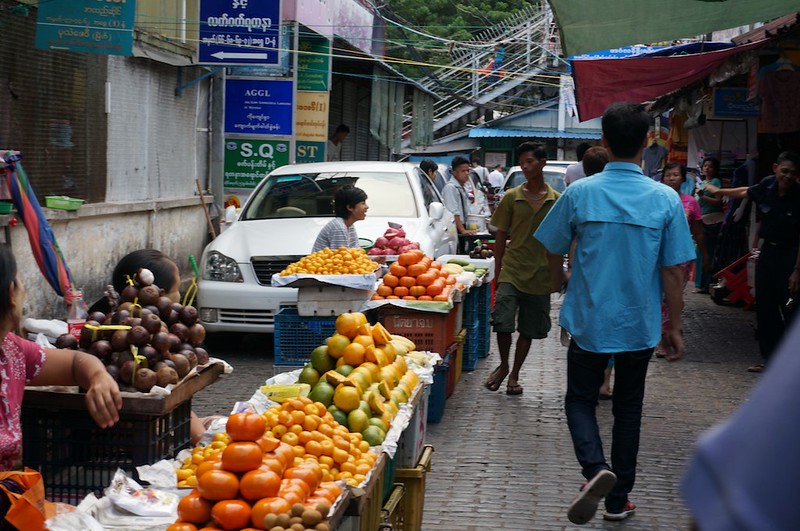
xmin=658 ymin=163 xmax=709 ymax=355
xmin=0 ymin=245 xmax=121 ymax=471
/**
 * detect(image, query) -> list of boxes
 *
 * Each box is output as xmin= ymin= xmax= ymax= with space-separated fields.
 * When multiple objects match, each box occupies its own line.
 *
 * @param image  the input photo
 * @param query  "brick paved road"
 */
xmin=193 ymin=293 xmax=760 ymax=530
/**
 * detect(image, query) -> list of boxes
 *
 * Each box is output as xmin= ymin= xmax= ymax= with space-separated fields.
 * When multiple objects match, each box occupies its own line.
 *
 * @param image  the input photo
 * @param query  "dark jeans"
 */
xmin=565 ymin=341 xmax=653 ymax=512
xmin=755 ymin=243 xmax=798 ymax=362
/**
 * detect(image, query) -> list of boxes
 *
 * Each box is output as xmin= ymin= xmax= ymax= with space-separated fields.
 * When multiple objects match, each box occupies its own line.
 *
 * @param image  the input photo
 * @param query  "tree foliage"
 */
xmin=382 ymin=0 xmax=539 ymax=77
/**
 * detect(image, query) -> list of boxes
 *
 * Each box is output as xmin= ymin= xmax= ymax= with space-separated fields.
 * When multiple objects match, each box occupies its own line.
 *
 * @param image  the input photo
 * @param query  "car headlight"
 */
xmin=203 ymin=251 xmax=243 ymax=282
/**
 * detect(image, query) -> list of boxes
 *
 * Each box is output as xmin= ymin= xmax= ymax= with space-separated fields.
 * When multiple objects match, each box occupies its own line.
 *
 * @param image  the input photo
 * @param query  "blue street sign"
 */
xmin=225 ymin=78 xmax=293 ymax=135
xmin=200 ymin=0 xmax=281 ymax=65
xmin=35 ymin=0 xmax=135 ymax=56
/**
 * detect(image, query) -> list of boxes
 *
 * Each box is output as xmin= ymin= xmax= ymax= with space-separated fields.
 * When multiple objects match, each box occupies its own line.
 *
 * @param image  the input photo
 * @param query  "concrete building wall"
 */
xmin=10 ymin=197 xmax=210 ymax=321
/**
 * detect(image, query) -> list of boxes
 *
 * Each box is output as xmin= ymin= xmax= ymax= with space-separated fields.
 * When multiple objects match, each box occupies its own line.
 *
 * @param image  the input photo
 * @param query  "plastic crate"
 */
xmin=382 ymin=484 xmax=407 ymax=530
xmin=428 ymin=356 xmax=449 ymax=423
xmin=0 ymin=201 xmax=13 ymax=214
xmin=347 ymin=452 xmax=388 ymax=531
xmin=394 ymin=445 xmax=433 ymax=531
xmin=461 ymin=288 xmax=480 ymax=325
xmin=382 ymin=454 xmax=397 ymax=503
xmin=453 ymin=329 xmax=466 ymax=386
xmin=444 ymin=341 xmax=458 ymax=399
xmin=395 ymin=384 xmax=430 ymax=468
xmin=478 ymin=320 xmax=491 ymax=359
xmin=378 ymin=306 xmax=456 ymax=357
xmin=21 ymin=399 xmax=191 ymax=503
xmin=274 ymin=308 xmax=336 ymax=365
xmin=462 ymin=323 xmax=479 ymax=371
xmin=44 ymin=195 xmax=84 ymax=211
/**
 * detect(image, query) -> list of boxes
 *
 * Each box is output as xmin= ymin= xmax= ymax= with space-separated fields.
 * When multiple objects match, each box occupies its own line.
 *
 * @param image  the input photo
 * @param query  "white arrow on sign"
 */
xmin=211 ymin=51 xmax=269 ymax=60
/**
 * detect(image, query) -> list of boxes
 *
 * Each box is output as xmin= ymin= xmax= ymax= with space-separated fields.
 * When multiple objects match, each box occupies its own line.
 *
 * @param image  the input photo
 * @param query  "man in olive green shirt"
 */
xmin=485 ymin=142 xmax=561 ymax=395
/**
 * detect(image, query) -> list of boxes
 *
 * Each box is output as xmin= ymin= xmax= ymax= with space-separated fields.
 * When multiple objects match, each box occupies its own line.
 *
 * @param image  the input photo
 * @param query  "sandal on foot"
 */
xmin=484 ymin=367 xmax=509 ymax=391
xmin=506 ymin=383 xmax=523 ymax=395
xmin=747 ymin=363 xmax=765 ymax=373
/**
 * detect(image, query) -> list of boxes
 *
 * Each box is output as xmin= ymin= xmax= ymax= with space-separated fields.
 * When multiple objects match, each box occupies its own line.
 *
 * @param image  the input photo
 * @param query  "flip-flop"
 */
xmin=506 ymin=383 xmax=523 ymax=395
xmin=484 ymin=367 xmax=509 ymax=391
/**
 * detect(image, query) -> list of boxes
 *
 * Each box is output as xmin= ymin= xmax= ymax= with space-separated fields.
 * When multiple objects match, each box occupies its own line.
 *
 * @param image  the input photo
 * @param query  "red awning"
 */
xmin=572 ymin=38 xmax=773 ymax=121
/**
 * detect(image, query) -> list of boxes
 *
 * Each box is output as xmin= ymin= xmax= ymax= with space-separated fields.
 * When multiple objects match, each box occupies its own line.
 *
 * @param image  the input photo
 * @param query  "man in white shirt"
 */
xmin=471 ymin=156 xmax=490 ymax=186
xmin=442 ymin=156 xmax=477 ymax=237
xmin=326 ymin=124 xmax=350 ymax=162
xmin=488 ymin=164 xmax=505 ymax=190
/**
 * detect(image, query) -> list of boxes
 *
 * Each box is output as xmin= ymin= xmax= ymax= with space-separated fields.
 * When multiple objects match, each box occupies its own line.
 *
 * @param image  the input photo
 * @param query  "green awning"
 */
xmin=548 ymin=1 xmax=799 ymax=56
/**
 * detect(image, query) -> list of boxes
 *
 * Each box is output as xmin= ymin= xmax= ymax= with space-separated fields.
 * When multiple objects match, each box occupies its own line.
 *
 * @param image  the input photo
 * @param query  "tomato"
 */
xmin=197 ymin=469 xmax=239 ymax=501
xmin=416 ymin=272 xmax=436 ymax=286
xmin=177 ymin=491 xmax=213 ymax=524
xmin=409 ymin=286 xmax=426 ymax=297
xmin=221 ymin=441 xmax=263 ymax=473
xmin=211 ymin=499 xmax=251 ymax=531
xmin=388 ymin=263 xmax=407 ymax=277
xmin=226 ymin=412 xmax=266 ymax=442
xmin=167 ymin=523 xmax=198 ymax=531
xmin=393 ymin=286 xmax=409 ymax=297
xmin=239 ymin=469 xmax=281 ymax=501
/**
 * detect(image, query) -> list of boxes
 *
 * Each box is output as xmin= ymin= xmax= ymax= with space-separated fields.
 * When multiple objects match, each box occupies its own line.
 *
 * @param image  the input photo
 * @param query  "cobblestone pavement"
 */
xmin=193 ymin=292 xmax=761 ymax=530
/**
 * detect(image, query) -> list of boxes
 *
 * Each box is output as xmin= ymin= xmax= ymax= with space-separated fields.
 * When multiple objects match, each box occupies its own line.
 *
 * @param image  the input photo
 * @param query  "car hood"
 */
xmin=208 ymin=217 xmax=437 ymax=260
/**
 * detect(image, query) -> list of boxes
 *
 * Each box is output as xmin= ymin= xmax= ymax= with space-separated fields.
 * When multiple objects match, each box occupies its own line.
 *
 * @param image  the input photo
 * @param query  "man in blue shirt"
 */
xmin=535 ymin=102 xmax=695 ymax=525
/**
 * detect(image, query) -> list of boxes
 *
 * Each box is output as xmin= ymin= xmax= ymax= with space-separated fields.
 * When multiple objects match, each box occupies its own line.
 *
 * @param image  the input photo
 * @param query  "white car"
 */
xmin=198 ymin=161 xmax=458 ymax=333
xmin=500 ymin=164 xmax=569 ymax=197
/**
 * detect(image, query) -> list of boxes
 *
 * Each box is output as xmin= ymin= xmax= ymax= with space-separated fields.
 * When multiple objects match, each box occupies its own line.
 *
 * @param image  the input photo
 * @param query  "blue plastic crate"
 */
xmin=462 ymin=323 xmax=479 ymax=371
xmin=476 ymin=284 xmax=491 ymax=326
xmin=462 ymin=288 xmax=480 ymax=323
xmin=428 ymin=357 xmax=450 ymax=423
xmin=273 ymin=308 xmax=336 ymax=365
xmin=477 ymin=320 xmax=491 ymax=359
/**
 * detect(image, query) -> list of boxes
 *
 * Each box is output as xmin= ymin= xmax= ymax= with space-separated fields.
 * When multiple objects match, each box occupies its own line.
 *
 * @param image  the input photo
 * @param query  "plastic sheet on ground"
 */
xmin=271 ymin=272 xmax=379 ymax=290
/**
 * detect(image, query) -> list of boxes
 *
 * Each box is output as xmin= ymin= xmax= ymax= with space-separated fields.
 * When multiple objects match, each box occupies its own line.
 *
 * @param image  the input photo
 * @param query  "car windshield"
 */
xmin=241 ymin=171 xmax=418 ymax=220
xmin=505 ymin=170 xmax=566 ymax=193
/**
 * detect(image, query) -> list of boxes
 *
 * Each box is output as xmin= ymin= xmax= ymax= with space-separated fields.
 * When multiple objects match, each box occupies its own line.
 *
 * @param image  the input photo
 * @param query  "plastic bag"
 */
xmin=0 ymin=468 xmax=55 ymax=530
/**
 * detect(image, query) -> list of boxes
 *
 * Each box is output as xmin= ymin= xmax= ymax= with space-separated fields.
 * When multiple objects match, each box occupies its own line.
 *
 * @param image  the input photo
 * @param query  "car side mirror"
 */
xmin=429 ymin=202 xmax=444 ymax=220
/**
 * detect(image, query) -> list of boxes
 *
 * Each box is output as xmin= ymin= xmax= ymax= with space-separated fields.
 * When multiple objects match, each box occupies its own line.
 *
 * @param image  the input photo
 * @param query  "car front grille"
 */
xmin=251 ymin=256 xmax=301 ymax=285
xmin=217 ymin=307 xmax=295 ymax=326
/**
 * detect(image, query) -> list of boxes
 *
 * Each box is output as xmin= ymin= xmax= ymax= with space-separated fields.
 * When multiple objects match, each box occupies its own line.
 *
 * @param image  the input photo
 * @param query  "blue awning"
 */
xmin=468 ymin=128 xmax=601 ymax=139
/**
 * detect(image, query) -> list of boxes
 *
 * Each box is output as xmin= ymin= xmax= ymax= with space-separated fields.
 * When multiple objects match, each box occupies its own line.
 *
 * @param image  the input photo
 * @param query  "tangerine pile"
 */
xmin=172 ymin=409 xmax=349 ymax=530
xmin=280 ymin=247 xmax=378 ymax=276
xmin=372 ymin=250 xmax=457 ymax=301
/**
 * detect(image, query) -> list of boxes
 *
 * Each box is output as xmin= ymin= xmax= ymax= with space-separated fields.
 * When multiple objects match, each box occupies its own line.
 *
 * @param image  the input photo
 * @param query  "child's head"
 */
xmin=112 ymin=249 xmax=180 ymax=302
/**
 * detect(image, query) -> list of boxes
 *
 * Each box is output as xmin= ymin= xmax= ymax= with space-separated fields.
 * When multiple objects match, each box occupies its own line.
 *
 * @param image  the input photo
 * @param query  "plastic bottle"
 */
xmin=67 ymin=289 xmax=88 ymax=340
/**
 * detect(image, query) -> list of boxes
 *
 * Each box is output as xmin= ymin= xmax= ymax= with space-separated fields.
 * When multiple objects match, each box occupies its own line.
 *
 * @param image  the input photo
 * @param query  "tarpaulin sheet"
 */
xmin=548 ymin=0 xmax=798 ymax=57
xmin=572 ymin=38 xmax=771 ymax=121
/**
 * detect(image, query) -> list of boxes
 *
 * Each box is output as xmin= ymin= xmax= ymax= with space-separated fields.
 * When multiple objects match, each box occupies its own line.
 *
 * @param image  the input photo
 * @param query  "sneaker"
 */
xmin=567 ymin=469 xmax=617 ymax=525
xmin=603 ymin=501 xmax=637 ymax=521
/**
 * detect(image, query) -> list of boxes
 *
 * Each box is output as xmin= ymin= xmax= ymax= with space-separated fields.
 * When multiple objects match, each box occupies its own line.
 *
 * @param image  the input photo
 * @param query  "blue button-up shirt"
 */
xmin=534 ymin=162 xmax=695 ymax=353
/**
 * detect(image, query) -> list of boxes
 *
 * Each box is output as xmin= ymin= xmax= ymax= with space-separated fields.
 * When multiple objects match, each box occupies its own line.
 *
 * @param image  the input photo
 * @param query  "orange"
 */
xmin=341 ymin=342 xmax=366 ymax=366
xmin=335 ymin=313 xmax=360 ymax=339
xmin=352 ymin=334 xmax=374 ymax=348
xmin=333 ymin=385 xmax=361 ymax=412
xmin=326 ymin=334 xmax=350 ymax=358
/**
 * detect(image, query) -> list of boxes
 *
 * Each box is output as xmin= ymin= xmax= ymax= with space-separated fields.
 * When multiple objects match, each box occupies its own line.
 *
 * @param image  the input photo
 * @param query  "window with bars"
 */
xmin=0 ymin=1 xmax=107 ymax=203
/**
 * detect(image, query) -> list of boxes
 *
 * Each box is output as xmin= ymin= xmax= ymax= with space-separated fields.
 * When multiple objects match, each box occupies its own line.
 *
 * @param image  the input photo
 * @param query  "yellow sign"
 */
xmin=296 ymin=91 xmax=329 ymax=142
